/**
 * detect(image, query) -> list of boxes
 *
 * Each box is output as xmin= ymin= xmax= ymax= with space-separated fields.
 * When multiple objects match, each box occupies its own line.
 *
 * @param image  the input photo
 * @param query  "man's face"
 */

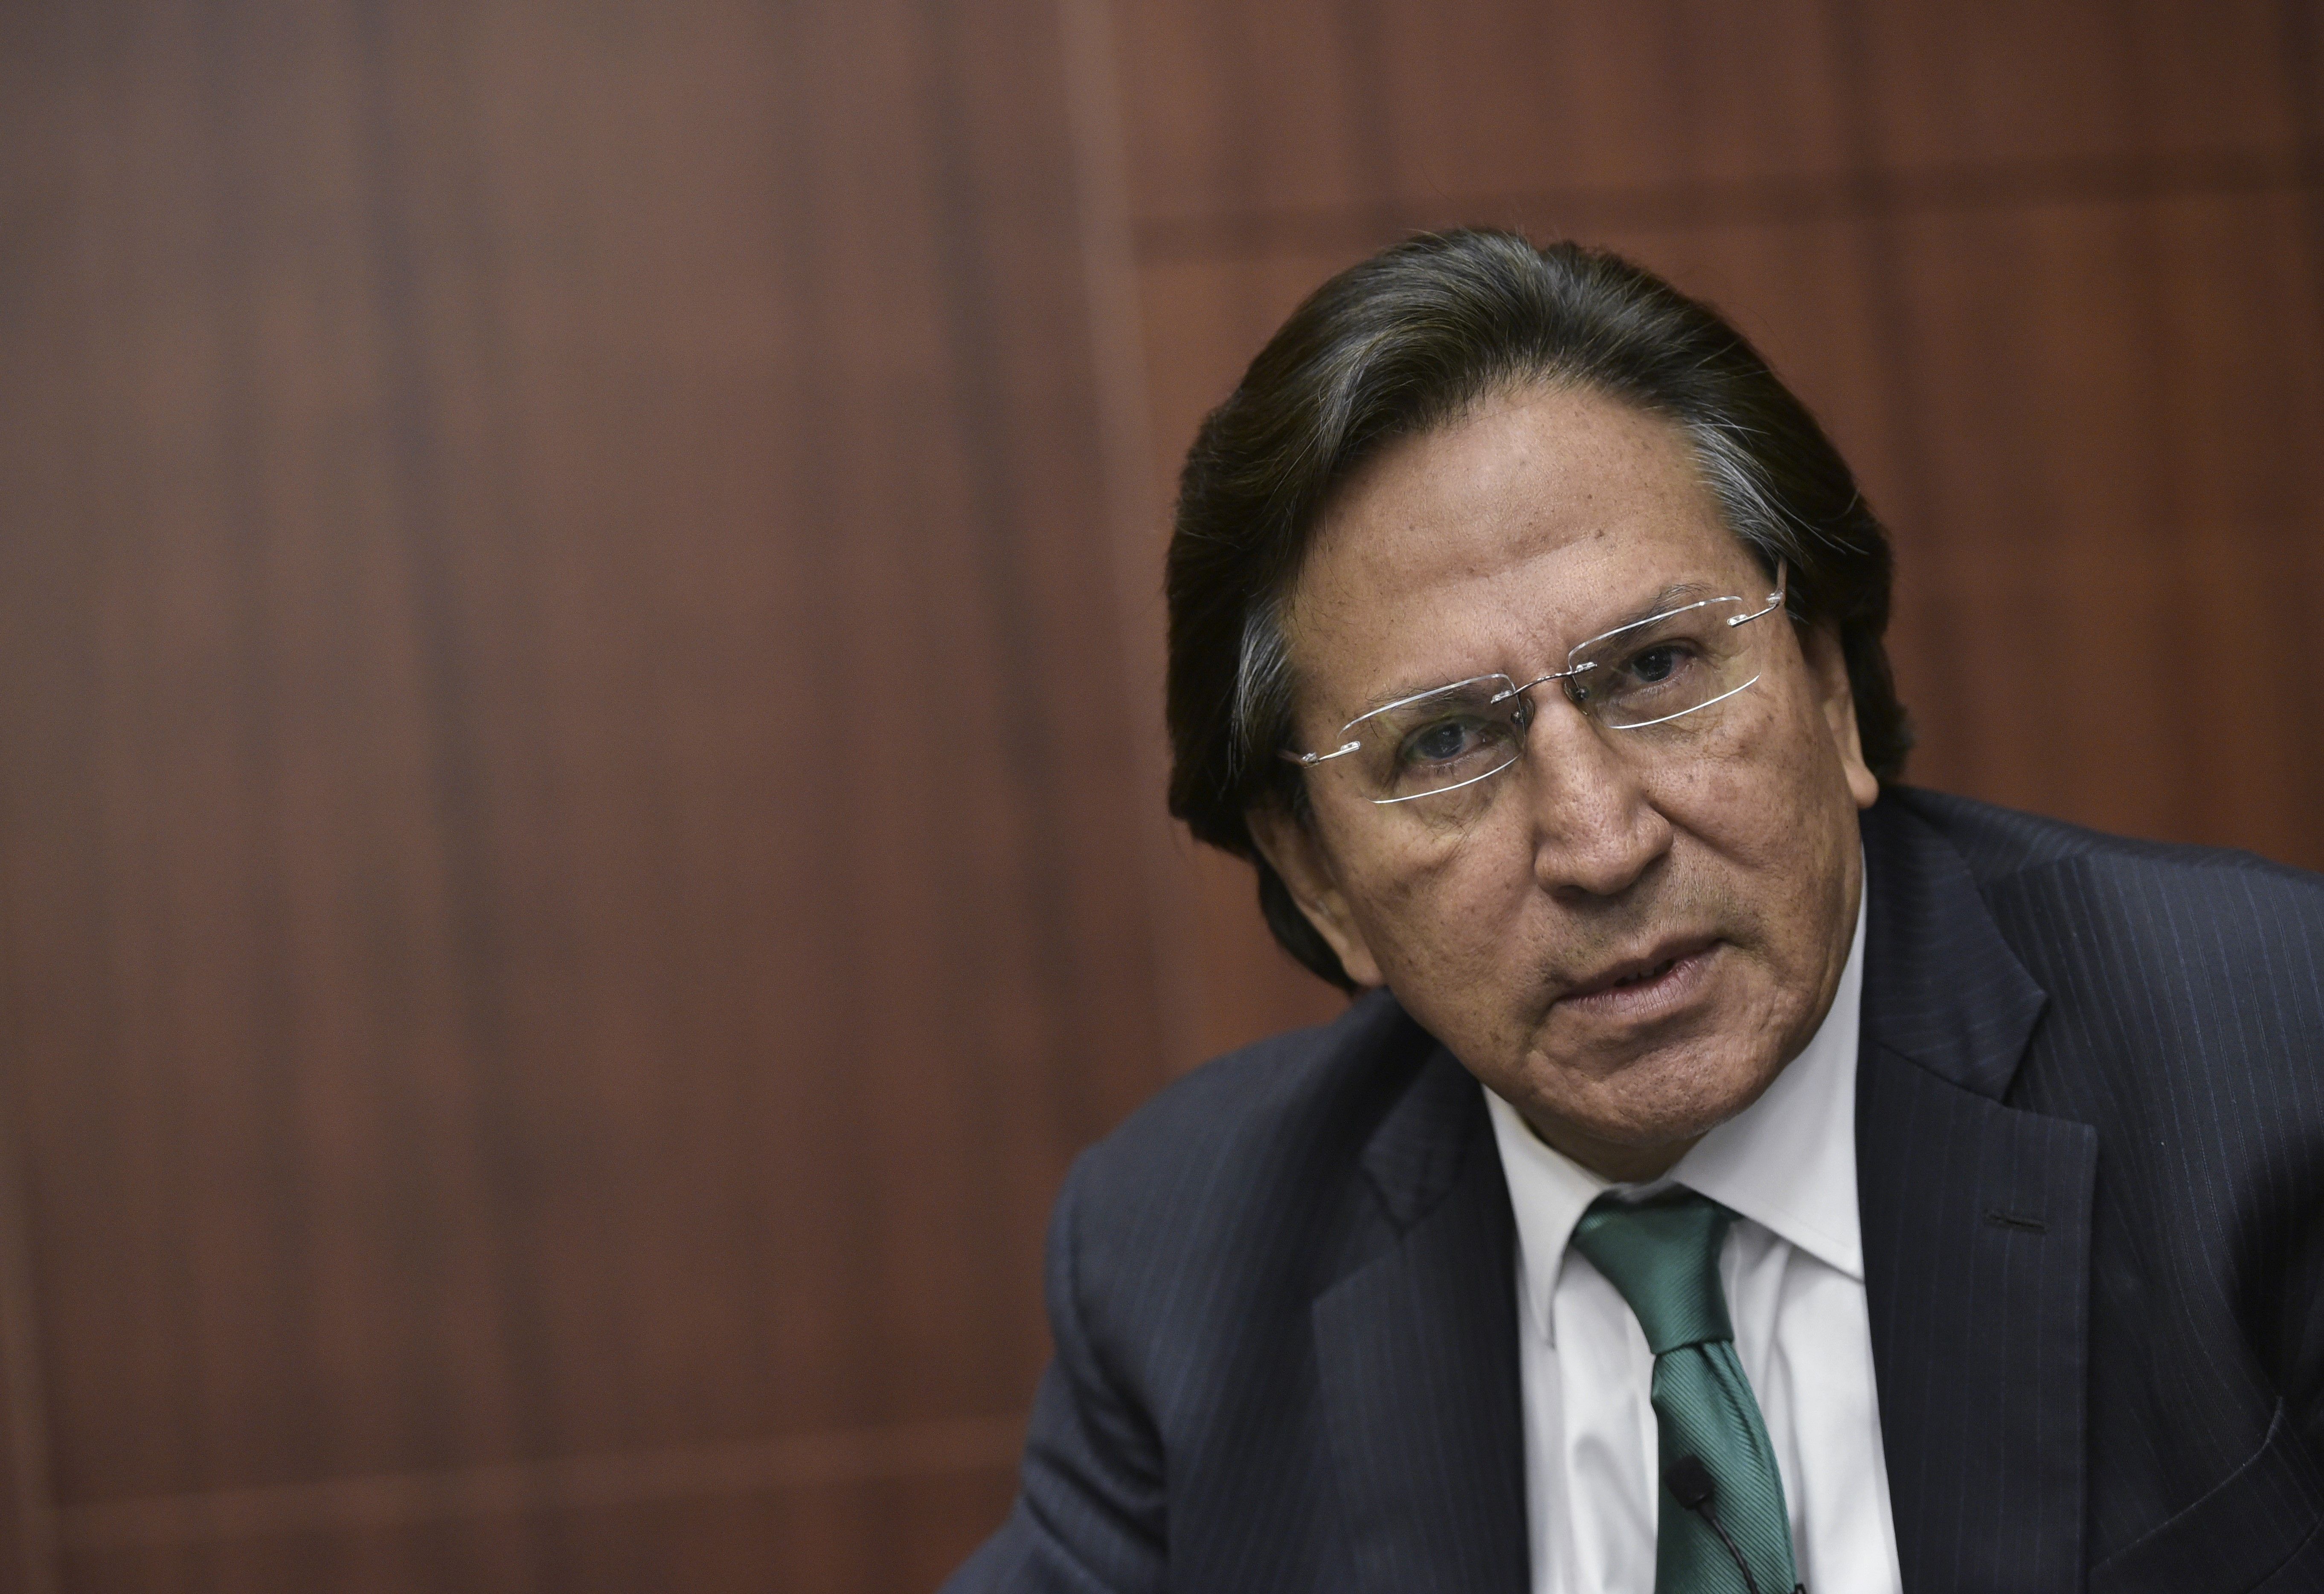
xmin=1252 ymin=384 xmax=1878 ymax=1179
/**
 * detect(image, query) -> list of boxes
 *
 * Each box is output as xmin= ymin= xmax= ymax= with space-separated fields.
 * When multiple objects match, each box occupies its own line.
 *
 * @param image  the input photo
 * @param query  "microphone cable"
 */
xmin=1662 ymin=1455 xmax=1806 ymax=1594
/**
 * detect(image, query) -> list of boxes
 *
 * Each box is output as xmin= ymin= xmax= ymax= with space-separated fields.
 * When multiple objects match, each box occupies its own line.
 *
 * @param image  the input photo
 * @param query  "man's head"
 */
xmin=1165 ymin=231 xmax=1906 ymax=1176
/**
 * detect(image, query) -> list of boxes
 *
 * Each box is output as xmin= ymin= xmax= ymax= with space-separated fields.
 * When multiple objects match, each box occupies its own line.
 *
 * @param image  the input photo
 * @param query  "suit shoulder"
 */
xmin=1892 ymin=788 xmax=2324 ymax=1061
xmin=1066 ymin=987 xmax=1428 ymax=1224
xmin=1891 ymin=785 xmax=2324 ymax=918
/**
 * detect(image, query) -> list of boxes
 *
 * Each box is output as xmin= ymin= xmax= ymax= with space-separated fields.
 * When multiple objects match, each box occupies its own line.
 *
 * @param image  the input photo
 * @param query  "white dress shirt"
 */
xmin=1483 ymin=893 xmax=1902 ymax=1594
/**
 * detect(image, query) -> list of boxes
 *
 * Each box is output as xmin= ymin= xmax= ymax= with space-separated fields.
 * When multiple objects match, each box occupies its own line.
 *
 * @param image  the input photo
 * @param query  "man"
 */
xmin=944 ymin=232 xmax=2324 ymax=1592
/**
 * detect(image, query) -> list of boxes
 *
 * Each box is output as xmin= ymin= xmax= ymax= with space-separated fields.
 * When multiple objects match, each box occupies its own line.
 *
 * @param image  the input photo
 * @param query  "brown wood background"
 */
xmin=0 ymin=3 xmax=2316 ymax=1590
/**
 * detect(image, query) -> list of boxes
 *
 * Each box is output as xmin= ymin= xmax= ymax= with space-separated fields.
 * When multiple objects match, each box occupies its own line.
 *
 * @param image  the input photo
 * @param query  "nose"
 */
xmin=1517 ymin=696 xmax=1672 ymax=900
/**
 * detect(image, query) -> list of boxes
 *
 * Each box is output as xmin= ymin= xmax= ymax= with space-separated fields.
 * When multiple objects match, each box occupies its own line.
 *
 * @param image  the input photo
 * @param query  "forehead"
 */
xmin=1283 ymin=385 xmax=1751 ymax=710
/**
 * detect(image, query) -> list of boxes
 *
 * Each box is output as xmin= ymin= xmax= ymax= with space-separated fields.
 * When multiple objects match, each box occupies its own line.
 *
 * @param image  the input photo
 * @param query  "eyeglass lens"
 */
xmin=1342 ymin=594 xmax=1766 ymax=807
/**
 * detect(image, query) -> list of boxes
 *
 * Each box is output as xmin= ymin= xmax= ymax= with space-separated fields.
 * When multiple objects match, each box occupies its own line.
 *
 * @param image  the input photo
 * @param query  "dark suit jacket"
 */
xmin=944 ymin=789 xmax=2324 ymax=1592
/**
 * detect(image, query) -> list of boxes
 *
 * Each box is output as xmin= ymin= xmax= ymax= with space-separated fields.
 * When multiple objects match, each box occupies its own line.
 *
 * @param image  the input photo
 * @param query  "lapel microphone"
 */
xmin=1663 ymin=1456 xmax=1807 ymax=1594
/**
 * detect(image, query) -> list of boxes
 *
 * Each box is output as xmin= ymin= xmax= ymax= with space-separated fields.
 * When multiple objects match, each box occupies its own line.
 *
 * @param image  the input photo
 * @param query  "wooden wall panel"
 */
xmin=1875 ymin=190 xmax=2324 ymax=846
xmin=1343 ymin=0 xmax=1858 ymax=205
xmin=0 ymin=0 xmax=1159 ymax=1587
xmin=2 ymin=1 xmax=2318 ymax=1589
xmin=1116 ymin=0 xmax=1857 ymax=243
xmin=1845 ymin=0 xmax=2305 ymax=166
xmin=0 ymin=1106 xmax=59 ymax=1591
xmin=61 ymin=1462 xmax=1014 ymax=1594
xmin=1111 ymin=0 xmax=2324 ymax=1064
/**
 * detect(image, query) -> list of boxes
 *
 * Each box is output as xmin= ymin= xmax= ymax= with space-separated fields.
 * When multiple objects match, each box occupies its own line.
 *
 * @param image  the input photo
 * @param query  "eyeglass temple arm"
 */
xmin=1283 ymin=740 xmax=1361 ymax=768
xmin=1725 ymin=558 xmax=1788 ymax=627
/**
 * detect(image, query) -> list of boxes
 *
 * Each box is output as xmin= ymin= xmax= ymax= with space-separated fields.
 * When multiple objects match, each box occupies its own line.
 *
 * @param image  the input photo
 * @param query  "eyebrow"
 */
xmin=1345 ymin=578 xmax=1726 ymax=719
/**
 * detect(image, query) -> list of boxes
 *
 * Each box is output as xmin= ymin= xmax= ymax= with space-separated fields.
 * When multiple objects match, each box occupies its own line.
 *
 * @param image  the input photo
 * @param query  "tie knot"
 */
xmin=1569 ymin=1190 xmax=1735 ymax=1354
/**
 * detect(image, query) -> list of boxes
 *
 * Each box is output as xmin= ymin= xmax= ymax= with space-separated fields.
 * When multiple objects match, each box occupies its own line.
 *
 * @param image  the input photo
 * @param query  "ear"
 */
xmin=1800 ymin=622 xmax=1880 ymax=810
xmin=1246 ymin=803 xmax=1387 ymax=989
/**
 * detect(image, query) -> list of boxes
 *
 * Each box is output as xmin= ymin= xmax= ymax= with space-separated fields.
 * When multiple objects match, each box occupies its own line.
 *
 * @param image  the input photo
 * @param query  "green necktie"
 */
xmin=1570 ymin=1190 xmax=1801 ymax=1594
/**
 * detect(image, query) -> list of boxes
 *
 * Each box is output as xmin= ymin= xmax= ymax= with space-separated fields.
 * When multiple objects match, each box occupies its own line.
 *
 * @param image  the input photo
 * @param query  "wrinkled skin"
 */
xmin=1250 ymin=385 xmax=1879 ymax=1181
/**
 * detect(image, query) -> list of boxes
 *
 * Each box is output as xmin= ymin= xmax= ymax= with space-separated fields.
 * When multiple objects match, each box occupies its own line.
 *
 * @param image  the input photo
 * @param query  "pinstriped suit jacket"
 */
xmin=943 ymin=789 xmax=2324 ymax=1593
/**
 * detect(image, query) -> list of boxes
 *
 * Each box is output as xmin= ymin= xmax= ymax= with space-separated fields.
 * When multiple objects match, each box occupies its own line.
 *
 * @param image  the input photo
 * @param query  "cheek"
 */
xmin=1345 ymin=842 xmax=1534 ymax=989
xmin=1657 ymin=675 xmax=1856 ymax=857
xmin=1642 ymin=696 xmax=1861 ymax=985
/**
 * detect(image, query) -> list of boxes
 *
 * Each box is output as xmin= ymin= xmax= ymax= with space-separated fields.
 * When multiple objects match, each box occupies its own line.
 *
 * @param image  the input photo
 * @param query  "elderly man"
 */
xmin=944 ymin=232 xmax=2324 ymax=1593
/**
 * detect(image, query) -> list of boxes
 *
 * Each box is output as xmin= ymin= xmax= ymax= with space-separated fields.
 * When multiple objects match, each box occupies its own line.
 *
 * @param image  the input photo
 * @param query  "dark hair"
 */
xmin=1165 ymin=229 xmax=1910 ymax=991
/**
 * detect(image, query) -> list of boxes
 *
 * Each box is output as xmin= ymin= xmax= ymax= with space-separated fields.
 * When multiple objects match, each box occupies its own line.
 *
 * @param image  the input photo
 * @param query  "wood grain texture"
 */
xmin=1 ymin=1 xmax=2319 ymax=1590
xmin=60 ymin=1463 xmax=1017 ymax=1594
xmin=0 ymin=1108 xmax=61 ymax=1593
xmin=0 ymin=0 xmax=1157 ymax=1588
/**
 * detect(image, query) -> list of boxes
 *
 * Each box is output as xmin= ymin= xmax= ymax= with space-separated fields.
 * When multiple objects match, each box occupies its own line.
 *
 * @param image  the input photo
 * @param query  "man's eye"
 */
xmin=1401 ymin=714 xmax=1512 ymax=767
xmin=1622 ymin=643 xmax=1689 ymax=685
xmin=1631 ymin=645 xmax=1678 ymax=683
xmin=1409 ymin=720 xmax=1478 ymax=763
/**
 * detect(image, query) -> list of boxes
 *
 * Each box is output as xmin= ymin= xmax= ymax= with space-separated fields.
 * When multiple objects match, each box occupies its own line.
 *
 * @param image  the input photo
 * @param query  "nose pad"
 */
xmin=1559 ymin=665 xmax=1597 ymax=714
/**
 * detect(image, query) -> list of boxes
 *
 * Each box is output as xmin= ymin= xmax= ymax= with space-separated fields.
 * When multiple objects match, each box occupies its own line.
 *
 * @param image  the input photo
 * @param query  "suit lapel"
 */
xmin=1314 ymin=1044 xmax=1529 ymax=1594
xmin=1857 ymin=798 xmax=2098 ymax=1593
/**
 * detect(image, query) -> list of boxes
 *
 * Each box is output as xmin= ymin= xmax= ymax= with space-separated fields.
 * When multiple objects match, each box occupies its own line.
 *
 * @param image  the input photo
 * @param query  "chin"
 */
xmin=1517 ymin=1029 xmax=1782 ymax=1150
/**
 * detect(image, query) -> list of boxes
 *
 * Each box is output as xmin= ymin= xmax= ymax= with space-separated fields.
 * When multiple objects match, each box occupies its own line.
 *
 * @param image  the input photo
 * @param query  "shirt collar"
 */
xmin=1484 ymin=879 xmax=1868 ymax=1344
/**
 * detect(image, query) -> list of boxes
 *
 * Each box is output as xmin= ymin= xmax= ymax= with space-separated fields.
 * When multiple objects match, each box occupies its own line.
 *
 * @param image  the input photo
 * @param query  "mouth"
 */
xmin=1554 ymin=939 xmax=1720 ymax=1016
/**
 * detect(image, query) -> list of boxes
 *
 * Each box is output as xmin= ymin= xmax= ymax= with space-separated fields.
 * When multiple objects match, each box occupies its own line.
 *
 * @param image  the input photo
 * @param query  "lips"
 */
xmin=1556 ymin=938 xmax=1718 ymax=1005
